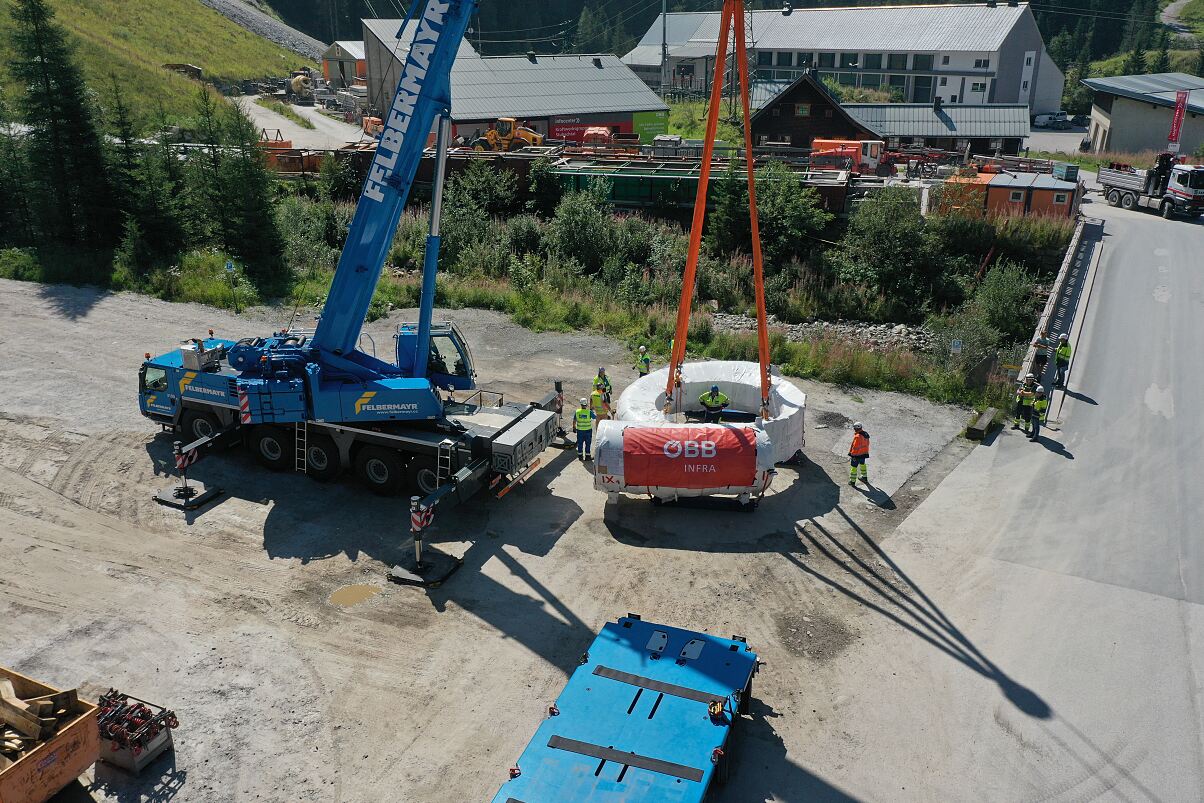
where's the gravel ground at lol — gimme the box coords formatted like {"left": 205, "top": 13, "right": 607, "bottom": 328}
{"left": 712, "top": 311, "right": 937, "bottom": 352}
{"left": 239, "top": 95, "right": 363, "bottom": 150}
{"left": 199, "top": 0, "right": 325, "bottom": 60}
{"left": 0, "top": 278, "right": 971, "bottom": 801}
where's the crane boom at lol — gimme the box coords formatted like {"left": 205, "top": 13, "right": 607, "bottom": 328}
{"left": 311, "top": 0, "right": 476, "bottom": 360}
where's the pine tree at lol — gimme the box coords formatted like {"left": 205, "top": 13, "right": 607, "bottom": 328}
{"left": 574, "top": 5, "right": 608, "bottom": 53}
{"left": 106, "top": 77, "right": 140, "bottom": 218}
{"left": 1151, "top": 29, "right": 1171, "bottom": 74}
{"left": 0, "top": 88, "right": 35, "bottom": 247}
{"left": 1122, "top": 46, "right": 1148, "bottom": 76}
{"left": 221, "top": 103, "right": 285, "bottom": 291}
{"left": 1196, "top": 43, "right": 1204, "bottom": 78}
{"left": 6, "top": 0, "right": 118, "bottom": 253}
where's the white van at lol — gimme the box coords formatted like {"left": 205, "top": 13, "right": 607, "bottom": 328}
{"left": 1034, "top": 110, "right": 1070, "bottom": 129}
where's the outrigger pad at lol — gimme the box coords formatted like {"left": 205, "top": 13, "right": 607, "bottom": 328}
{"left": 389, "top": 546, "right": 463, "bottom": 588}
{"left": 153, "top": 483, "right": 223, "bottom": 512}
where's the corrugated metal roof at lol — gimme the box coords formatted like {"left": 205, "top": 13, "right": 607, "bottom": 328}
{"left": 331, "top": 40, "right": 365, "bottom": 60}
{"left": 1082, "top": 72, "right": 1204, "bottom": 114}
{"left": 452, "top": 55, "right": 668, "bottom": 119}
{"left": 844, "top": 103, "right": 1031, "bottom": 137}
{"left": 629, "top": 3, "right": 1032, "bottom": 61}
{"left": 364, "top": 20, "right": 665, "bottom": 120}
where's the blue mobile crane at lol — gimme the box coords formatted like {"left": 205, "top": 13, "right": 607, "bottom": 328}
{"left": 137, "top": 0, "right": 558, "bottom": 508}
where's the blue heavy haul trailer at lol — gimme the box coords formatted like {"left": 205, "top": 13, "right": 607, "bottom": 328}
{"left": 137, "top": 0, "right": 559, "bottom": 503}
{"left": 492, "top": 616, "right": 759, "bottom": 801}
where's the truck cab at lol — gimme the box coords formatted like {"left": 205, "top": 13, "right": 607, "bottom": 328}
{"left": 139, "top": 337, "right": 240, "bottom": 438}
{"left": 395, "top": 321, "right": 476, "bottom": 391}
{"left": 1165, "top": 163, "right": 1204, "bottom": 216}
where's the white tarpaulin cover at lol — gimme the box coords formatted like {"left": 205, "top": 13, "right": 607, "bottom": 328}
{"left": 615, "top": 361, "right": 806, "bottom": 464}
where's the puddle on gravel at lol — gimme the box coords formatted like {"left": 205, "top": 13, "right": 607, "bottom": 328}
{"left": 328, "top": 584, "right": 382, "bottom": 607}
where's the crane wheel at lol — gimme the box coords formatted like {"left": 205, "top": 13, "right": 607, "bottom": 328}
{"left": 354, "top": 446, "right": 406, "bottom": 496}
{"left": 304, "top": 435, "right": 342, "bottom": 481}
{"left": 181, "top": 409, "right": 220, "bottom": 442}
{"left": 250, "top": 426, "right": 290, "bottom": 471}
{"left": 408, "top": 458, "right": 440, "bottom": 496}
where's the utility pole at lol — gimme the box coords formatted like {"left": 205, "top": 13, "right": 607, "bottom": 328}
{"left": 660, "top": 0, "right": 668, "bottom": 94}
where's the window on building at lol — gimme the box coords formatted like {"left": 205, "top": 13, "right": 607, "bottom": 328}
{"left": 861, "top": 73, "right": 882, "bottom": 88}
{"left": 973, "top": 58, "right": 990, "bottom": 69}
{"left": 776, "top": 51, "right": 793, "bottom": 66}
{"left": 840, "top": 52, "right": 859, "bottom": 68}
{"left": 913, "top": 137, "right": 925, "bottom": 146}
{"left": 862, "top": 53, "right": 882, "bottom": 70}
{"left": 955, "top": 138, "right": 970, "bottom": 151}
{"left": 1022, "top": 80, "right": 1029, "bottom": 90}
{"left": 838, "top": 72, "right": 857, "bottom": 86}
{"left": 888, "top": 74, "right": 907, "bottom": 99}
{"left": 941, "top": 55, "right": 950, "bottom": 65}
{"left": 825, "top": 109, "right": 834, "bottom": 118}
{"left": 912, "top": 75, "right": 933, "bottom": 103}
{"left": 913, "top": 54, "right": 934, "bottom": 71}
{"left": 887, "top": 53, "right": 908, "bottom": 70}
{"left": 775, "top": 70, "right": 794, "bottom": 80}
{"left": 971, "top": 81, "right": 987, "bottom": 93}
{"left": 757, "top": 51, "right": 773, "bottom": 67}
{"left": 1025, "top": 55, "right": 1033, "bottom": 66}
{"left": 771, "top": 107, "right": 781, "bottom": 117}
{"left": 939, "top": 76, "right": 947, "bottom": 86}
{"left": 887, "top": 136, "right": 900, "bottom": 148}
{"left": 795, "top": 103, "right": 811, "bottom": 116}
{"left": 989, "top": 138, "right": 1002, "bottom": 150}
{"left": 818, "top": 52, "right": 835, "bottom": 68}
{"left": 950, "top": 95, "right": 958, "bottom": 103}
{"left": 797, "top": 53, "right": 814, "bottom": 68}
{"left": 1054, "top": 193, "right": 1068, "bottom": 204}
{"left": 1009, "top": 190, "right": 1024, "bottom": 203}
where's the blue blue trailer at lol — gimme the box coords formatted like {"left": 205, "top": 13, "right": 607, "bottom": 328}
{"left": 492, "top": 615, "right": 758, "bottom": 802}
{"left": 137, "top": 0, "right": 561, "bottom": 509}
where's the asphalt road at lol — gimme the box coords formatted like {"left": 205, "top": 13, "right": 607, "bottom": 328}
{"left": 239, "top": 95, "right": 362, "bottom": 150}
{"left": 795, "top": 200, "right": 1204, "bottom": 799}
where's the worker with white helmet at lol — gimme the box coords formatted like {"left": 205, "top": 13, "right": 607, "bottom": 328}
{"left": 573, "top": 397, "right": 596, "bottom": 461}
{"left": 1014, "top": 372, "right": 1037, "bottom": 433}
{"left": 1053, "top": 332, "right": 1072, "bottom": 388}
{"left": 848, "top": 421, "right": 870, "bottom": 486}
{"left": 1031, "top": 385, "right": 1049, "bottom": 442}
{"left": 634, "top": 345, "right": 651, "bottom": 377}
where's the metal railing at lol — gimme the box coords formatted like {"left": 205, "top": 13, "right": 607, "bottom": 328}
{"left": 1017, "top": 217, "right": 1094, "bottom": 382}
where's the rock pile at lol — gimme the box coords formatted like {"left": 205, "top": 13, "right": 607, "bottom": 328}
{"left": 711, "top": 312, "right": 937, "bottom": 353}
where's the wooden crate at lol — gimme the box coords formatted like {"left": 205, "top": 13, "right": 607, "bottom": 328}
{"left": 0, "top": 667, "right": 99, "bottom": 803}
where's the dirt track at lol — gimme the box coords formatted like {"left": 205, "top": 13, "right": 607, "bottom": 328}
{"left": 0, "top": 278, "right": 970, "bottom": 801}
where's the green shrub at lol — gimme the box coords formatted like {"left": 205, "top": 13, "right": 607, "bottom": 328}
{"left": 545, "top": 182, "right": 613, "bottom": 275}
{"left": 0, "top": 248, "right": 42, "bottom": 281}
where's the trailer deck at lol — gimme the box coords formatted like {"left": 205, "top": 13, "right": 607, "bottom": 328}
{"left": 491, "top": 615, "right": 757, "bottom": 802}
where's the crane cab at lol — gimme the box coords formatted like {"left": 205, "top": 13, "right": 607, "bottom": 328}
{"left": 395, "top": 321, "right": 476, "bottom": 390}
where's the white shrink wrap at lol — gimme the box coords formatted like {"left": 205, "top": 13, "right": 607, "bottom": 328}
{"left": 614, "top": 361, "right": 806, "bottom": 465}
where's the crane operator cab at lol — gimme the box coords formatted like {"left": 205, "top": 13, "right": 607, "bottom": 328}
{"left": 395, "top": 321, "right": 477, "bottom": 391}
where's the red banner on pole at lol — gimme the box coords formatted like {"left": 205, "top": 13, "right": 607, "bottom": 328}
{"left": 1169, "top": 90, "right": 1189, "bottom": 144}
{"left": 622, "top": 426, "right": 757, "bottom": 489}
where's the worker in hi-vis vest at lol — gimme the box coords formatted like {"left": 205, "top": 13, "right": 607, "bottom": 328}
{"left": 1014, "top": 373, "right": 1036, "bottom": 432}
{"left": 1031, "top": 385, "right": 1049, "bottom": 442}
{"left": 699, "top": 385, "right": 729, "bottom": 423}
{"left": 1053, "top": 333, "right": 1072, "bottom": 389}
{"left": 574, "top": 398, "right": 596, "bottom": 461}
{"left": 634, "top": 346, "right": 651, "bottom": 377}
{"left": 589, "top": 387, "right": 610, "bottom": 421}
{"left": 593, "top": 367, "right": 613, "bottom": 404}
{"left": 848, "top": 422, "right": 870, "bottom": 486}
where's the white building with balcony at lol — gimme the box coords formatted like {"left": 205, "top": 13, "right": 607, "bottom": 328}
{"left": 623, "top": 2, "right": 1063, "bottom": 114}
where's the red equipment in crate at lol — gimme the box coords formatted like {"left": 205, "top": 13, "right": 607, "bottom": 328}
{"left": 97, "top": 689, "right": 179, "bottom": 757}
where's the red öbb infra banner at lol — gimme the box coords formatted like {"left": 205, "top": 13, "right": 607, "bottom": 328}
{"left": 1170, "top": 90, "right": 1189, "bottom": 143}
{"left": 623, "top": 426, "right": 756, "bottom": 489}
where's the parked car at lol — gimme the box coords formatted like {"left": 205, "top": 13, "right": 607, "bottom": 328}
{"left": 1034, "top": 110, "right": 1069, "bottom": 129}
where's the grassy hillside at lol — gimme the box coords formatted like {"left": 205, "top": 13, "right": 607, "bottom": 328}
{"left": 1090, "top": 49, "right": 1200, "bottom": 77}
{"left": 1181, "top": 0, "right": 1204, "bottom": 37}
{"left": 0, "top": 0, "right": 314, "bottom": 128}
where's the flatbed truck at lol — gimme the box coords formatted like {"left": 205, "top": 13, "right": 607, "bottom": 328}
{"left": 1098, "top": 153, "right": 1204, "bottom": 218}
{"left": 491, "top": 615, "right": 759, "bottom": 801}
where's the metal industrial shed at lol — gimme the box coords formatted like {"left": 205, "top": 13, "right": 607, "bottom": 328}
{"left": 844, "top": 103, "right": 1031, "bottom": 154}
{"left": 362, "top": 19, "right": 668, "bottom": 143}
